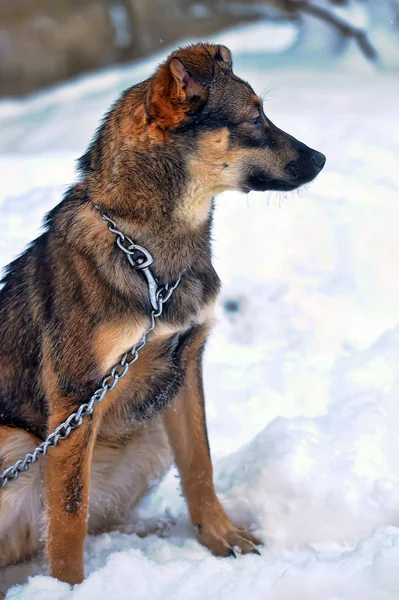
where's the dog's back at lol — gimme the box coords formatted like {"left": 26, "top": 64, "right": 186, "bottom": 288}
{"left": 0, "top": 232, "right": 51, "bottom": 437}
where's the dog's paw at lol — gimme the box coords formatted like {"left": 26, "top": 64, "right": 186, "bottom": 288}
{"left": 197, "top": 520, "right": 262, "bottom": 557}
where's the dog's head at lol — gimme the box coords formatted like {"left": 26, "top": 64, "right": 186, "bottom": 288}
{"left": 83, "top": 43, "right": 325, "bottom": 222}
{"left": 142, "top": 43, "right": 325, "bottom": 196}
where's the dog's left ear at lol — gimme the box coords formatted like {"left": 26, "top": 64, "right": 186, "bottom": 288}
{"left": 169, "top": 56, "right": 213, "bottom": 105}
{"left": 147, "top": 44, "right": 219, "bottom": 132}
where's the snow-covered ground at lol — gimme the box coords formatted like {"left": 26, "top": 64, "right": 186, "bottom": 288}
{"left": 1, "top": 22, "right": 399, "bottom": 600}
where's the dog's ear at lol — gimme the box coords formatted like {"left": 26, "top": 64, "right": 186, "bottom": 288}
{"left": 147, "top": 44, "right": 216, "bottom": 132}
{"left": 210, "top": 44, "right": 233, "bottom": 72}
{"left": 169, "top": 55, "right": 213, "bottom": 103}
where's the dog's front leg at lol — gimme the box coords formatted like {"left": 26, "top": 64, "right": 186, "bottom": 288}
{"left": 44, "top": 404, "right": 99, "bottom": 585}
{"left": 163, "top": 326, "right": 262, "bottom": 557}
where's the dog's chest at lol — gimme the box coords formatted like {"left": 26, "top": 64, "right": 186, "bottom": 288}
{"left": 96, "top": 302, "right": 214, "bottom": 442}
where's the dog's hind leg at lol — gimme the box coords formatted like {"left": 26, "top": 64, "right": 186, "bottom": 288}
{"left": 89, "top": 415, "right": 173, "bottom": 535}
{"left": 0, "top": 426, "right": 43, "bottom": 569}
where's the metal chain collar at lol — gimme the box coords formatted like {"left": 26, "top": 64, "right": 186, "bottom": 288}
{"left": 0, "top": 210, "right": 181, "bottom": 489}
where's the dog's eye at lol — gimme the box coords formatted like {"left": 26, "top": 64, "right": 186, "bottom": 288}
{"left": 248, "top": 115, "right": 261, "bottom": 126}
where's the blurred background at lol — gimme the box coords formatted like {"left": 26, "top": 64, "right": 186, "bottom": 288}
{"left": 1, "top": 0, "right": 398, "bottom": 97}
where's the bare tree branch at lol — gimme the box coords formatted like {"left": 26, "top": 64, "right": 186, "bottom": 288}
{"left": 293, "top": 0, "right": 378, "bottom": 60}
{"left": 192, "top": 0, "right": 378, "bottom": 62}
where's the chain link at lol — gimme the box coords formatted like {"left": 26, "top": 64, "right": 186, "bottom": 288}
{"left": 99, "top": 210, "right": 164, "bottom": 311}
{"left": 0, "top": 211, "right": 181, "bottom": 489}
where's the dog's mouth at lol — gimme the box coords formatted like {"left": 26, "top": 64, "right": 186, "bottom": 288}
{"left": 241, "top": 179, "right": 299, "bottom": 194}
{"left": 241, "top": 152, "right": 326, "bottom": 194}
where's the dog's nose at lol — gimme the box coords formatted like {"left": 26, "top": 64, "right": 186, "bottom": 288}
{"left": 311, "top": 151, "right": 326, "bottom": 170}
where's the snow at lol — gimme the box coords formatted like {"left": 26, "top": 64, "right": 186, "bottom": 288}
{"left": 1, "top": 21, "right": 399, "bottom": 600}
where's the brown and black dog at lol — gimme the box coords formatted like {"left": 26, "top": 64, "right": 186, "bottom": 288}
{"left": 0, "top": 43, "right": 325, "bottom": 585}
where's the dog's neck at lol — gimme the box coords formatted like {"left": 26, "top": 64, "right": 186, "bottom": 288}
{"left": 85, "top": 148, "right": 218, "bottom": 230}
{"left": 54, "top": 182, "right": 215, "bottom": 287}
{"left": 82, "top": 158, "right": 218, "bottom": 282}
{"left": 100, "top": 199, "right": 215, "bottom": 283}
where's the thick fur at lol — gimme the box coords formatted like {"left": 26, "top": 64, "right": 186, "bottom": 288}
{"left": 0, "top": 43, "right": 325, "bottom": 586}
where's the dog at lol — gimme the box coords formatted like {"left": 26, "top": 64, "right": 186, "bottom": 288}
{"left": 0, "top": 43, "right": 325, "bottom": 586}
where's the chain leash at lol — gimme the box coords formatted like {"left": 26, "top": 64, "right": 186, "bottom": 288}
{"left": 0, "top": 210, "right": 181, "bottom": 489}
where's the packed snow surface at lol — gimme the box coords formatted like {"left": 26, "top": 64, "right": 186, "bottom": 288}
{"left": 1, "top": 23, "right": 399, "bottom": 600}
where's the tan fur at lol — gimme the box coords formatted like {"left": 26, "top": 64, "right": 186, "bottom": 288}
{"left": 176, "top": 129, "right": 235, "bottom": 226}
{"left": 44, "top": 409, "right": 99, "bottom": 584}
{"left": 163, "top": 328, "right": 262, "bottom": 556}
{"left": 93, "top": 319, "right": 146, "bottom": 374}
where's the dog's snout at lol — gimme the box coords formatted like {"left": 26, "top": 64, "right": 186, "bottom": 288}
{"left": 280, "top": 144, "right": 326, "bottom": 190}
{"left": 311, "top": 150, "right": 326, "bottom": 171}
